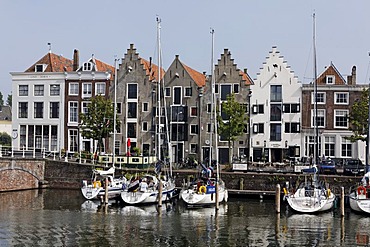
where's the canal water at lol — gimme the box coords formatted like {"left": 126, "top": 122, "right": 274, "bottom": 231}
{"left": 0, "top": 189, "right": 369, "bottom": 246}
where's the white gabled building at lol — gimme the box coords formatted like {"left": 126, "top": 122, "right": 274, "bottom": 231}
{"left": 250, "top": 46, "right": 301, "bottom": 163}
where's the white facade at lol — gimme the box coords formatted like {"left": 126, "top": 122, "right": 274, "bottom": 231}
{"left": 10, "top": 72, "right": 66, "bottom": 152}
{"left": 250, "top": 46, "right": 301, "bottom": 163}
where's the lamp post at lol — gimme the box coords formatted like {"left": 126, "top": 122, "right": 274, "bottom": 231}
{"left": 176, "top": 111, "right": 183, "bottom": 164}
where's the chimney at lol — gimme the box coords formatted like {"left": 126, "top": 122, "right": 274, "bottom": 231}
{"left": 244, "top": 68, "right": 248, "bottom": 74}
{"left": 73, "top": 49, "right": 79, "bottom": 71}
{"left": 351, "top": 65, "right": 356, "bottom": 85}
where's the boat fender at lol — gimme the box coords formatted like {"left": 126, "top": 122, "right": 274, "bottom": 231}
{"left": 327, "top": 189, "right": 331, "bottom": 197}
{"left": 358, "top": 186, "right": 366, "bottom": 196}
{"left": 93, "top": 181, "right": 101, "bottom": 188}
{"left": 283, "top": 187, "right": 288, "bottom": 195}
{"left": 199, "top": 185, "right": 207, "bottom": 194}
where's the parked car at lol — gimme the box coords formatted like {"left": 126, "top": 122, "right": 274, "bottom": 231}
{"left": 318, "top": 159, "right": 337, "bottom": 174}
{"left": 343, "top": 159, "right": 365, "bottom": 176}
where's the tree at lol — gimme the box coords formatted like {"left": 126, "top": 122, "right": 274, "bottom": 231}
{"left": 0, "top": 132, "right": 11, "bottom": 146}
{"left": 6, "top": 94, "right": 12, "bottom": 107}
{"left": 79, "top": 95, "right": 120, "bottom": 154}
{"left": 348, "top": 88, "right": 368, "bottom": 143}
{"left": 0, "top": 92, "right": 3, "bottom": 106}
{"left": 217, "top": 93, "right": 248, "bottom": 165}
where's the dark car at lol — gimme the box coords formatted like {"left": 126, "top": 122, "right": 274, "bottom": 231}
{"left": 343, "top": 159, "right": 365, "bottom": 176}
{"left": 318, "top": 159, "right": 337, "bottom": 174}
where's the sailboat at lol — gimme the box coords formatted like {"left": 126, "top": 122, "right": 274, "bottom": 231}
{"left": 284, "top": 13, "right": 335, "bottom": 213}
{"left": 180, "top": 29, "right": 228, "bottom": 207}
{"left": 120, "top": 17, "right": 176, "bottom": 205}
{"left": 348, "top": 172, "right": 370, "bottom": 214}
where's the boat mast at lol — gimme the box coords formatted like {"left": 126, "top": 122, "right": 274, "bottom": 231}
{"left": 156, "top": 16, "right": 162, "bottom": 162}
{"left": 113, "top": 57, "right": 118, "bottom": 167}
{"left": 209, "top": 28, "right": 215, "bottom": 168}
{"left": 313, "top": 12, "right": 319, "bottom": 168}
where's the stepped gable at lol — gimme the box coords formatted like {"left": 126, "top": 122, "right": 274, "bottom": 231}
{"left": 215, "top": 48, "right": 253, "bottom": 85}
{"left": 25, "top": 52, "right": 73, "bottom": 72}
{"left": 256, "top": 46, "right": 298, "bottom": 81}
{"left": 315, "top": 62, "right": 346, "bottom": 85}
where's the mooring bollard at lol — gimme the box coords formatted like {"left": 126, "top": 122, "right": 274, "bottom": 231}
{"left": 341, "top": 187, "right": 345, "bottom": 217}
{"left": 275, "top": 184, "right": 281, "bottom": 213}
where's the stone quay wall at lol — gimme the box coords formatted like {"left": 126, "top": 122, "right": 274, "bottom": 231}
{"left": 0, "top": 158, "right": 360, "bottom": 195}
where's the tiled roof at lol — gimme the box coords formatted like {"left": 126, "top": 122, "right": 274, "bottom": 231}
{"left": 316, "top": 62, "right": 346, "bottom": 85}
{"left": 25, "top": 53, "right": 73, "bottom": 72}
{"left": 140, "top": 57, "right": 165, "bottom": 82}
{"left": 239, "top": 70, "right": 253, "bottom": 85}
{"left": 0, "top": 105, "right": 12, "bottom": 121}
{"left": 182, "top": 63, "right": 206, "bottom": 87}
{"left": 94, "top": 58, "right": 115, "bottom": 74}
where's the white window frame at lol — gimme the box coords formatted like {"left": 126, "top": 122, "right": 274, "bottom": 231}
{"left": 69, "top": 101, "right": 79, "bottom": 123}
{"left": 142, "top": 102, "right": 149, "bottom": 112}
{"left": 95, "top": 83, "right": 106, "bottom": 95}
{"left": 83, "top": 62, "right": 92, "bottom": 71}
{"left": 82, "top": 101, "right": 90, "bottom": 114}
{"left": 311, "top": 109, "right": 326, "bottom": 128}
{"left": 190, "top": 143, "right": 197, "bottom": 154}
{"left": 184, "top": 87, "right": 192, "bottom": 97}
{"left": 190, "top": 106, "right": 197, "bottom": 117}
{"left": 69, "top": 83, "right": 79, "bottom": 95}
{"left": 312, "top": 92, "right": 326, "bottom": 104}
{"left": 326, "top": 75, "right": 335, "bottom": 84}
{"left": 334, "top": 92, "right": 349, "bottom": 105}
{"left": 165, "top": 87, "right": 171, "bottom": 97}
{"left": 82, "top": 83, "right": 92, "bottom": 98}
{"left": 334, "top": 109, "right": 348, "bottom": 128}
{"left": 35, "top": 64, "right": 46, "bottom": 72}
{"left": 142, "top": 121, "right": 148, "bottom": 132}
{"left": 190, "top": 124, "right": 198, "bottom": 135}
{"left": 19, "top": 85, "right": 29, "bottom": 96}
{"left": 34, "top": 85, "right": 44, "bottom": 96}
{"left": 50, "top": 84, "right": 60, "bottom": 96}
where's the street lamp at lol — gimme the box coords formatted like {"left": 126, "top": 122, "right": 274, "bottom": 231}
{"left": 176, "top": 111, "right": 183, "bottom": 164}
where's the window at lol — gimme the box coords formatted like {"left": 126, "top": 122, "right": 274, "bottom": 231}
{"left": 142, "top": 102, "right": 149, "bottom": 112}
{"left": 271, "top": 85, "right": 282, "bottom": 102}
{"left": 19, "top": 102, "right": 28, "bottom": 118}
{"left": 220, "top": 85, "right": 232, "bottom": 101}
{"left": 83, "top": 62, "right": 92, "bottom": 71}
{"left": 324, "top": 136, "right": 335, "bottom": 157}
{"left": 69, "top": 129, "right": 78, "bottom": 152}
{"left": 82, "top": 83, "right": 92, "bottom": 98}
{"left": 326, "top": 75, "right": 335, "bottom": 84}
{"left": 207, "top": 104, "right": 212, "bottom": 113}
{"left": 34, "top": 85, "right": 44, "bottom": 96}
{"left": 142, "top": 121, "right": 148, "bottom": 132}
{"left": 285, "top": 122, "right": 300, "bottom": 133}
{"left": 233, "top": 84, "right": 239, "bottom": 94}
{"left": 312, "top": 109, "right": 325, "bottom": 127}
{"left": 185, "top": 87, "right": 192, "bottom": 97}
{"left": 270, "top": 104, "right": 282, "bottom": 121}
{"left": 173, "top": 87, "right": 181, "bottom": 105}
{"left": 190, "top": 107, "right": 197, "bottom": 117}
{"left": 190, "top": 144, "right": 198, "bottom": 154}
{"left": 312, "top": 92, "right": 325, "bottom": 104}
{"left": 335, "top": 93, "right": 348, "bottom": 105}
{"left": 96, "top": 83, "right": 105, "bottom": 95}
{"left": 283, "top": 103, "right": 300, "bottom": 113}
{"left": 35, "top": 64, "right": 46, "bottom": 72}
{"left": 207, "top": 123, "right": 211, "bottom": 132}
{"left": 252, "top": 104, "right": 264, "bottom": 114}
{"left": 253, "top": 123, "right": 264, "bottom": 133}
{"left": 50, "top": 102, "right": 59, "bottom": 118}
{"left": 19, "top": 85, "right": 28, "bottom": 96}
{"left": 127, "top": 84, "right": 138, "bottom": 99}
{"left": 341, "top": 137, "right": 352, "bottom": 157}
{"left": 270, "top": 124, "right": 281, "bottom": 141}
{"left": 190, "top": 125, "right": 199, "bottom": 135}
{"left": 82, "top": 102, "right": 90, "bottom": 114}
{"left": 34, "top": 102, "right": 44, "bottom": 118}
{"left": 69, "top": 101, "right": 78, "bottom": 123}
{"left": 165, "top": 87, "right": 171, "bottom": 97}
{"left": 127, "top": 102, "right": 137, "bottom": 118}
{"left": 334, "top": 110, "right": 348, "bottom": 128}
{"left": 69, "top": 83, "right": 79, "bottom": 95}
{"left": 50, "top": 85, "right": 60, "bottom": 96}
{"left": 127, "top": 123, "right": 137, "bottom": 138}
{"left": 51, "top": 125, "right": 58, "bottom": 151}
{"left": 116, "top": 102, "right": 122, "bottom": 114}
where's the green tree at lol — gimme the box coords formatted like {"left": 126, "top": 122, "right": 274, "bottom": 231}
{"left": 0, "top": 132, "right": 11, "bottom": 146}
{"left": 217, "top": 93, "right": 248, "bottom": 165}
{"left": 79, "top": 95, "right": 120, "bottom": 154}
{"left": 348, "top": 88, "right": 368, "bottom": 142}
{"left": 6, "top": 94, "right": 12, "bottom": 107}
{"left": 0, "top": 92, "right": 3, "bottom": 106}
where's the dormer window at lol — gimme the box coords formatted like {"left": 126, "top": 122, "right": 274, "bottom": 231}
{"left": 326, "top": 75, "right": 335, "bottom": 84}
{"left": 35, "top": 64, "right": 46, "bottom": 72}
{"left": 83, "top": 62, "right": 92, "bottom": 71}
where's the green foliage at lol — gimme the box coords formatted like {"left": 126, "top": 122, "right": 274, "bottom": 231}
{"left": 348, "top": 88, "right": 368, "bottom": 142}
{"left": 0, "top": 92, "right": 3, "bottom": 106}
{"left": 0, "top": 132, "right": 11, "bottom": 146}
{"left": 79, "top": 95, "right": 120, "bottom": 153}
{"left": 217, "top": 93, "right": 248, "bottom": 164}
{"left": 6, "top": 94, "right": 12, "bottom": 107}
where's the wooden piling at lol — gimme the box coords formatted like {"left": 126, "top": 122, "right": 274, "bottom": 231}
{"left": 104, "top": 177, "right": 109, "bottom": 205}
{"left": 158, "top": 179, "right": 163, "bottom": 207}
{"left": 239, "top": 178, "right": 244, "bottom": 190}
{"left": 275, "top": 184, "right": 281, "bottom": 214}
{"left": 341, "top": 187, "right": 345, "bottom": 217}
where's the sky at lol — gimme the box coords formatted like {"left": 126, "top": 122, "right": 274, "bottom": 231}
{"left": 1, "top": 0, "right": 370, "bottom": 98}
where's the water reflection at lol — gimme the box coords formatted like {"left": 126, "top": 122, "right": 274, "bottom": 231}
{"left": 0, "top": 189, "right": 369, "bottom": 246}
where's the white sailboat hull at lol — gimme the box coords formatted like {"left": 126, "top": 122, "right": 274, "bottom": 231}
{"left": 181, "top": 183, "right": 228, "bottom": 206}
{"left": 121, "top": 181, "right": 176, "bottom": 205}
{"left": 81, "top": 186, "right": 123, "bottom": 200}
{"left": 286, "top": 187, "right": 335, "bottom": 213}
{"left": 349, "top": 191, "right": 370, "bottom": 214}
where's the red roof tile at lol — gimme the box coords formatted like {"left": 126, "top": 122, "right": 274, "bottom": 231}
{"left": 25, "top": 53, "right": 73, "bottom": 72}
{"left": 182, "top": 63, "right": 206, "bottom": 87}
{"left": 140, "top": 57, "right": 165, "bottom": 82}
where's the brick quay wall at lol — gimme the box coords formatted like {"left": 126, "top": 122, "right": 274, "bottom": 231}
{"left": 0, "top": 158, "right": 360, "bottom": 195}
